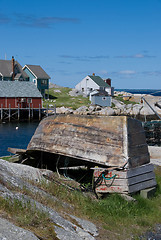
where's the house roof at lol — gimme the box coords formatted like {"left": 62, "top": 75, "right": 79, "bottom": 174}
{"left": 0, "top": 60, "right": 29, "bottom": 79}
{"left": 23, "top": 65, "right": 50, "bottom": 79}
{"left": 91, "top": 89, "right": 109, "bottom": 96}
{"left": 88, "top": 75, "right": 110, "bottom": 88}
{"left": 0, "top": 81, "right": 42, "bottom": 98}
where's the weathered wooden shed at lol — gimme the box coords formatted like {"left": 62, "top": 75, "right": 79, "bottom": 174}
{"left": 0, "top": 81, "right": 42, "bottom": 109}
{"left": 27, "top": 115, "right": 156, "bottom": 194}
{"left": 90, "top": 89, "right": 111, "bottom": 107}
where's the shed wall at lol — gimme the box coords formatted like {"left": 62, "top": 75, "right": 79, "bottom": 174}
{"left": 0, "top": 97, "right": 42, "bottom": 108}
{"left": 91, "top": 95, "right": 111, "bottom": 107}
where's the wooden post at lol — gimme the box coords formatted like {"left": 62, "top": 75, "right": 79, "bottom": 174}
{"left": 39, "top": 104, "right": 41, "bottom": 120}
{"left": 9, "top": 104, "right": 11, "bottom": 122}
{"left": 32, "top": 104, "right": 33, "bottom": 119}
{"left": 1, "top": 104, "right": 3, "bottom": 120}
{"left": 18, "top": 104, "right": 20, "bottom": 121}
{"left": 29, "top": 103, "right": 30, "bottom": 121}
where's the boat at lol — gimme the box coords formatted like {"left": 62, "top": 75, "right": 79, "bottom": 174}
{"left": 27, "top": 114, "right": 156, "bottom": 194}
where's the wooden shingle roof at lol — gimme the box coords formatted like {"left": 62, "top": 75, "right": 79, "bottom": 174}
{"left": 23, "top": 65, "right": 50, "bottom": 79}
{"left": 0, "top": 60, "right": 29, "bottom": 79}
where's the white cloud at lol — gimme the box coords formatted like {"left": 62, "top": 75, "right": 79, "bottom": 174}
{"left": 99, "top": 70, "right": 108, "bottom": 75}
{"left": 119, "top": 70, "right": 136, "bottom": 75}
{"left": 134, "top": 54, "right": 144, "bottom": 58}
{"left": 115, "top": 54, "right": 155, "bottom": 58}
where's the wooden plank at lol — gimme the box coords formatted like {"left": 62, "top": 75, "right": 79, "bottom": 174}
{"left": 96, "top": 185, "right": 128, "bottom": 193}
{"left": 129, "top": 179, "right": 157, "bottom": 193}
{"left": 128, "top": 132, "right": 147, "bottom": 146}
{"left": 94, "top": 179, "right": 128, "bottom": 186}
{"left": 128, "top": 171, "right": 155, "bottom": 186}
{"left": 94, "top": 169, "right": 127, "bottom": 178}
{"left": 127, "top": 163, "right": 154, "bottom": 178}
{"left": 128, "top": 144, "right": 149, "bottom": 157}
{"left": 127, "top": 118, "right": 143, "bottom": 134}
{"left": 7, "top": 147, "right": 26, "bottom": 154}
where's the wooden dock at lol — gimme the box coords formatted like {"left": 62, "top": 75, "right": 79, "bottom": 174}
{"left": 0, "top": 104, "right": 56, "bottom": 122}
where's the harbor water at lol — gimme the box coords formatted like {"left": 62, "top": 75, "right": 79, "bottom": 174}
{"left": 0, "top": 121, "right": 39, "bottom": 156}
{"left": 116, "top": 89, "right": 161, "bottom": 96}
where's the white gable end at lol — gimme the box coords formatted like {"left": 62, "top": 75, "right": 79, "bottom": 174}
{"left": 75, "top": 75, "right": 99, "bottom": 96}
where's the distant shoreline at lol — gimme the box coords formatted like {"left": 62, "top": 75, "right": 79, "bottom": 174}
{"left": 116, "top": 89, "right": 161, "bottom": 96}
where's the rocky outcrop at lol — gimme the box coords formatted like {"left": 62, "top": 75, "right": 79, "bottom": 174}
{"left": 0, "top": 159, "right": 99, "bottom": 240}
{"left": 56, "top": 106, "right": 74, "bottom": 114}
{"left": 0, "top": 217, "right": 39, "bottom": 240}
{"left": 55, "top": 93, "right": 161, "bottom": 120}
{"left": 69, "top": 89, "right": 86, "bottom": 97}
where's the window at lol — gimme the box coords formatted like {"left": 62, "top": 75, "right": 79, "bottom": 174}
{"left": 102, "top": 97, "right": 107, "bottom": 101}
{"left": 27, "top": 98, "right": 32, "bottom": 103}
{"left": 33, "top": 79, "right": 36, "bottom": 85}
{"left": 82, "top": 88, "right": 84, "bottom": 92}
{"left": 21, "top": 98, "right": 26, "bottom": 102}
{"left": 41, "top": 79, "right": 47, "bottom": 85}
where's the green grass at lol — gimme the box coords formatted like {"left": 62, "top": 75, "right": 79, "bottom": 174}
{"left": 43, "top": 87, "right": 137, "bottom": 110}
{"left": 43, "top": 87, "right": 90, "bottom": 110}
{"left": 0, "top": 156, "right": 12, "bottom": 161}
{"left": 0, "top": 197, "right": 58, "bottom": 239}
{"left": 114, "top": 96, "right": 137, "bottom": 105}
{"left": 0, "top": 155, "right": 19, "bottom": 162}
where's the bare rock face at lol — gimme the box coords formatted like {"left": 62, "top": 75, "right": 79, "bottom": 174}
{"left": 112, "top": 98, "right": 125, "bottom": 109}
{"left": 0, "top": 159, "right": 99, "bottom": 240}
{"left": 0, "top": 217, "right": 39, "bottom": 240}
{"left": 74, "top": 106, "right": 89, "bottom": 115}
{"left": 56, "top": 106, "right": 73, "bottom": 114}
{"left": 0, "top": 159, "right": 50, "bottom": 182}
{"left": 69, "top": 89, "right": 86, "bottom": 97}
{"left": 140, "top": 105, "right": 155, "bottom": 116}
{"left": 131, "top": 104, "right": 143, "bottom": 116}
{"left": 98, "top": 107, "right": 115, "bottom": 116}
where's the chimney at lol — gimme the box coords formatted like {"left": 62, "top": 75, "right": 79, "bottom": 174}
{"left": 12, "top": 56, "right": 15, "bottom": 81}
{"left": 105, "top": 78, "right": 111, "bottom": 86}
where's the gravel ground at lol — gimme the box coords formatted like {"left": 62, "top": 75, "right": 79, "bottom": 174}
{"left": 139, "top": 224, "right": 161, "bottom": 240}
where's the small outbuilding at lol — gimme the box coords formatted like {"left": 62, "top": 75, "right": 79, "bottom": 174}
{"left": 0, "top": 81, "right": 42, "bottom": 108}
{"left": 90, "top": 89, "right": 111, "bottom": 107}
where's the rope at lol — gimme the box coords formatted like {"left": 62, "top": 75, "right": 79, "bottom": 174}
{"left": 102, "top": 173, "right": 116, "bottom": 180}
{"left": 63, "top": 157, "right": 74, "bottom": 181}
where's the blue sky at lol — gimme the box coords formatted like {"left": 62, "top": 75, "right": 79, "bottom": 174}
{"left": 0, "top": 0, "right": 161, "bottom": 89}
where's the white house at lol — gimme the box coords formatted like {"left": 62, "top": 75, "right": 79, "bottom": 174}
{"left": 75, "top": 74, "right": 113, "bottom": 96}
